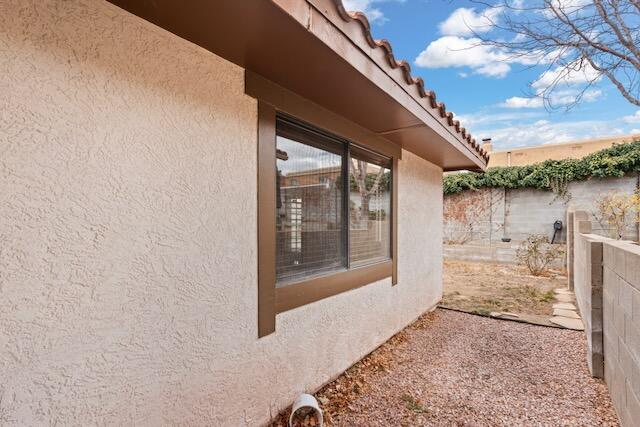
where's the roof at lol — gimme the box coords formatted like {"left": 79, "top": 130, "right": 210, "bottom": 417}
{"left": 486, "top": 133, "right": 640, "bottom": 167}
{"left": 107, "top": 0, "right": 488, "bottom": 171}
{"left": 332, "top": 1, "right": 488, "bottom": 163}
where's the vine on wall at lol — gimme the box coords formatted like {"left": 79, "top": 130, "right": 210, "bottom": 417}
{"left": 444, "top": 140, "right": 640, "bottom": 196}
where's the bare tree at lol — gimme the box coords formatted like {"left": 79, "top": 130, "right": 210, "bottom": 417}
{"left": 350, "top": 159, "right": 386, "bottom": 224}
{"left": 471, "top": 0, "right": 639, "bottom": 108}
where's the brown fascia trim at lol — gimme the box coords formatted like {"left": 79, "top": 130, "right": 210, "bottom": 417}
{"left": 312, "top": 0, "right": 489, "bottom": 164}
{"left": 253, "top": 82, "right": 398, "bottom": 337}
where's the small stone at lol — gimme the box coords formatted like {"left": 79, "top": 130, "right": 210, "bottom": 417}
{"left": 549, "top": 317, "right": 584, "bottom": 330}
{"left": 552, "top": 309, "right": 580, "bottom": 319}
{"left": 552, "top": 302, "right": 576, "bottom": 310}
{"left": 554, "top": 288, "right": 573, "bottom": 295}
{"left": 500, "top": 312, "right": 520, "bottom": 318}
{"left": 555, "top": 294, "right": 574, "bottom": 303}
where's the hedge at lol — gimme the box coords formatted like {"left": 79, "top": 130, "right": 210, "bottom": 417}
{"left": 443, "top": 139, "right": 640, "bottom": 196}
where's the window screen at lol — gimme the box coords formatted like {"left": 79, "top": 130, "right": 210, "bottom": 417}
{"left": 276, "top": 119, "right": 346, "bottom": 285}
{"left": 275, "top": 115, "right": 392, "bottom": 285}
{"left": 349, "top": 147, "right": 392, "bottom": 266}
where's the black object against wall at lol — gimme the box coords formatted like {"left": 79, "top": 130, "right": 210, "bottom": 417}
{"left": 551, "top": 220, "right": 563, "bottom": 244}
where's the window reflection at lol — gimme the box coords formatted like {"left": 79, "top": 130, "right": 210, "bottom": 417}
{"left": 349, "top": 152, "right": 391, "bottom": 266}
{"left": 276, "top": 134, "right": 345, "bottom": 285}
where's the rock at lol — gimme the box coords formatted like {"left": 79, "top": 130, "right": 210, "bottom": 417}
{"left": 552, "top": 302, "right": 576, "bottom": 310}
{"left": 555, "top": 294, "right": 574, "bottom": 303}
{"left": 549, "top": 317, "right": 584, "bottom": 330}
{"left": 554, "top": 288, "right": 573, "bottom": 295}
{"left": 552, "top": 309, "right": 580, "bottom": 319}
{"left": 500, "top": 312, "right": 520, "bottom": 318}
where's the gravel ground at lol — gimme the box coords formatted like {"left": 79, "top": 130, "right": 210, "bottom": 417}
{"left": 274, "top": 309, "right": 619, "bottom": 426}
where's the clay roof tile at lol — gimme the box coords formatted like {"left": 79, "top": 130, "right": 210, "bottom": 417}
{"left": 333, "top": 0, "right": 484, "bottom": 164}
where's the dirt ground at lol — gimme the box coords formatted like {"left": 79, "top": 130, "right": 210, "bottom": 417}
{"left": 442, "top": 259, "right": 566, "bottom": 317}
{"left": 270, "top": 309, "right": 618, "bottom": 426}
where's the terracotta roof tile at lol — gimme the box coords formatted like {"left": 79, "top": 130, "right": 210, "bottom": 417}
{"left": 332, "top": 1, "right": 489, "bottom": 162}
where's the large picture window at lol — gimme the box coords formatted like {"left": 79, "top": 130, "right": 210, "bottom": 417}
{"left": 276, "top": 115, "right": 391, "bottom": 286}
{"left": 251, "top": 83, "right": 400, "bottom": 337}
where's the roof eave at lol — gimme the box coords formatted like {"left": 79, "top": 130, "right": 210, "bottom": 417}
{"left": 106, "top": 0, "right": 487, "bottom": 171}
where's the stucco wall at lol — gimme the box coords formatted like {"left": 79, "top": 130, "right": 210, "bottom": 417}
{"left": 0, "top": 1, "right": 443, "bottom": 425}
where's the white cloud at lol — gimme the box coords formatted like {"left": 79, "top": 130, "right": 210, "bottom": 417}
{"left": 476, "top": 119, "right": 619, "bottom": 149}
{"left": 414, "top": 34, "right": 547, "bottom": 78}
{"left": 415, "top": 6, "right": 551, "bottom": 79}
{"left": 503, "top": 63, "right": 604, "bottom": 107}
{"left": 580, "top": 89, "right": 602, "bottom": 102}
{"left": 532, "top": 63, "right": 601, "bottom": 93}
{"left": 550, "top": 88, "right": 602, "bottom": 105}
{"left": 501, "top": 97, "right": 544, "bottom": 109}
{"left": 341, "top": 0, "right": 406, "bottom": 24}
{"left": 342, "top": 0, "right": 385, "bottom": 22}
{"left": 438, "top": 7, "right": 503, "bottom": 36}
{"left": 500, "top": 88, "right": 602, "bottom": 109}
{"left": 543, "top": 0, "right": 591, "bottom": 17}
{"left": 476, "top": 62, "right": 511, "bottom": 78}
{"left": 623, "top": 111, "right": 640, "bottom": 123}
{"left": 455, "top": 111, "right": 545, "bottom": 128}
{"left": 415, "top": 36, "right": 517, "bottom": 78}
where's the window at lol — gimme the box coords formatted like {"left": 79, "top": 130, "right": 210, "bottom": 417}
{"left": 275, "top": 115, "right": 391, "bottom": 286}
{"left": 251, "top": 86, "right": 399, "bottom": 338}
{"left": 276, "top": 118, "right": 346, "bottom": 284}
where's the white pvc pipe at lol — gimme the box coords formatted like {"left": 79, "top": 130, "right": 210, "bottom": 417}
{"left": 288, "top": 394, "right": 324, "bottom": 427}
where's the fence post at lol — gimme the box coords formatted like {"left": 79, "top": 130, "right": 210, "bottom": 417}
{"left": 567, "top": 209, "right": 574, "bottom": 290}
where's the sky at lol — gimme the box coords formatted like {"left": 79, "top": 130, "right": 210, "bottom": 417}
{"left": 341, "top": 0, "right": 640, "bottom": 151}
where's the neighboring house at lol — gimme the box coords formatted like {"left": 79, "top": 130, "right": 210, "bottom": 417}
{"left": 1, "top": 1, "right": 487, "bottom": 425}
{"left": 484, "top": 134, "right": 640, "bottom": 167}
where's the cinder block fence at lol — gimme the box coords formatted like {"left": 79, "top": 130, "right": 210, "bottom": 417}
{"left": 569, "top": 209, "right": 640, "bottom": 426}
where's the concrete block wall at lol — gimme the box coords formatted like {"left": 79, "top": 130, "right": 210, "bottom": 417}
{"left": 504, "top": 187, "right": 568, "bottom": 242}
{"left": 572, "top": 214, "right": 605, "bottom": 378}
{"left": 444, "top": 175, "right": 639, "bottom": 245}
{"left": 444, "top": 241, "right": 565, "bottom": 269}
{"left": 602, "top": 240, "right": 640, "bottom": 426}
{"left": 571, "top": 209, "right": 640, "bottom": 425}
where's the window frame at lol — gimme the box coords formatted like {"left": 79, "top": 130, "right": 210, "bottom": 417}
{"left": 249, "top": 72, "right": 399, "bottom": 338}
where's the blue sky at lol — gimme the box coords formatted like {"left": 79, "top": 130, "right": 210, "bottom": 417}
{"left": 342, "top": 0, "right": 640, "bottom": 150}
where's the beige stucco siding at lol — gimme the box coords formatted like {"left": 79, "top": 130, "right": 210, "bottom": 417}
{"left": 0, "top": 1, "right": 443, "bottom": 425}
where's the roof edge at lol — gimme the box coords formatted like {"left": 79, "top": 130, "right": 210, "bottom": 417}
{"left": 330, "top": 0, "right": 489, "bottom": 164}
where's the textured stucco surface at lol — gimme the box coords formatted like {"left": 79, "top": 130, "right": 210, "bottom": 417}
{"left": 0, "top": 1, "right": 443, "bottom": 425}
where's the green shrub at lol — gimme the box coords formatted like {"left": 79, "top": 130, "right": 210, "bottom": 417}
{"left": 443, "top": 140, "right": 640, "bottom": 196}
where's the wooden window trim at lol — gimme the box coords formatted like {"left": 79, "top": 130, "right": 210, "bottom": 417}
{"left": 276, "top": 261, "right": 392, "bottom": 313}
{"left": 257, "top": 102, "right": 277, "bottom": 337}
{"left": 251, "top": 72, "right": 399, "bottom": 338}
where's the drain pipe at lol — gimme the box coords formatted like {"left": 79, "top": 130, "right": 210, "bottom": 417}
{"left": 289, "top": 394, "right": 323, "bottom": 427}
